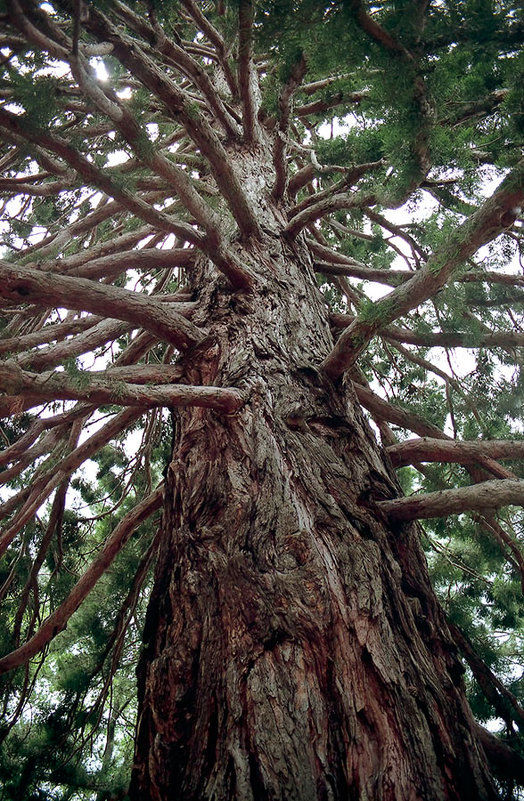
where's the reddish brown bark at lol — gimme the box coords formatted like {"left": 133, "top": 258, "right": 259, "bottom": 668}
{"left": 129, "top": 242, "right": 497, "bottom": 801}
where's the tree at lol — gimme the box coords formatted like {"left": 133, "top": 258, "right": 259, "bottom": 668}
{"left": 0, "top": 0, "right": 523, "bottom": 798}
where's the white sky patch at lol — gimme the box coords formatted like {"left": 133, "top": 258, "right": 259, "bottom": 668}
{"left": 117, "top": 87, "right": 133, "bottom": 100}
{"left": 91, "top": 58, "right": 109, "bottom": 83}
{"left": 106, "top": 150, "right": 130, "bottom": 167}
{"left": 147, "top": 123, "right": 160, "bottom": 142}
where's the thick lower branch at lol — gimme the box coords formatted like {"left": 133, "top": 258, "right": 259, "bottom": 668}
{"left": 321, "top": 160, "right": 524, "bottom": 377}
{"left": 387, "top": 437, "right": 524, "bottom": 468}
{"left": 475, "top": 724, "right": 524, "bottom": 785}
{"left": 0, "top": 262, "right": 203, "bottom": 350}
{"left": 378, "top": 478, "right": 524, "bottom": 521}
{"left": 0, "top": 361, "right": 245, "bottom": 414}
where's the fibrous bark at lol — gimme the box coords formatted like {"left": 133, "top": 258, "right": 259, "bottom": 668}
{"left": 129, "top": 235, "right": 497, "bottom": 801}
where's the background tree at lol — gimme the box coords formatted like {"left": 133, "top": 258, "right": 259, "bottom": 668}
{"left": 0, "top": 0, "right": 523, "bottom": 798}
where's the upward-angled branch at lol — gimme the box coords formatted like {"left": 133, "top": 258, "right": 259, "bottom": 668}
{"left": 0, "top": 315, "right": 104, "bottom": 355}
{"left": 449, "top": 621, "right": 524, "bottom": 732}
{"left": 322, "top": 161, "right": 524, "bottom": 378}
{"left": 272, "top": 56, "right": 307, "bottom": 199}
{"left": 64, "top": 247, "right": 196, "bottom": 281}
{"left": 0, "top": 484, "right": 165, "bottom": 676}
{"left": 0, "top": 407, "right": 143, "bottom": 555}
{"left": 238, "top": 0, "right": 260, "bottom": 145}
{"left": 180, "top": 0, "right": 238, "bottom": 98}
{"left": 67, "top": 52, "right": 223, "bottom": 239}
{"left": 85, "top": 7, "right": 262, "bottom": 241}
{"left": 0, "top": 107, "right": 201, "bottom": 246}
{"left": 285, "top": 190, "right": 377, "bottom": 237}
{"left": 346, "top": 0, "right": 409, "bottom": 56}
{"left": 111, "top": 1, "right": 240, "bottom": 138}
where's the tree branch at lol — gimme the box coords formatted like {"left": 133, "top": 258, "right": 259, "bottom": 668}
{"left": 285, "top": 190, "right": 377, "bottom": 237}
{"left": 85, "top": 7, "right": 262, "bottom": 241}
{"left": 387, "top": 437, "right": 524, "bottom": 468}
{"left": 449, "top": 620, "right": 524, "bottom": 732}
{"left": 272, "top": 55, "right": 307, "bottom": 199}
{"left": 295, "top": 90, "right": 365, "bottom": 118}
{"left": 0, "top": 315, "right": 103, "bottom": 355}
{"left": 111, "top": 1, "right": 240, "bottom": 138}
{"left": 321, "top": 161, "right": 524, "bottom": 377}
{"left": 0, "top": 107, "right": 202, "bottom": 246}
{"left": 180, "top": 0, "right": 238, "bottom": 98}
{"left": 377, "top": 479, "right": 524, "bottom": 521}
{"left": 0, "top": 485, "right": 164, "bottom": 676}
{"left": 474, "top": 723, "right": 524, "bottom": 785}
{"left": 238, "top": 0, "right": 260, "bottom": 145}
{"left": 353, "top": 382, "right": 512, "bottom": 480}
{"left": 0, "top": 261, "right": 204, "bottom": 351}
{"left": 0, "top": 361, "right": 245, "bottom": 414}
{"left": 65, "top": 247, "right": 196, "bottom": 280}
{"left": 0, "top": 407, "right": 143, "bottom": 553}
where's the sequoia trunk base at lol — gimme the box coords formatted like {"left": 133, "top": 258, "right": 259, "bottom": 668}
{"left": 129, "top": 242, "right": 497, "bottom": 801}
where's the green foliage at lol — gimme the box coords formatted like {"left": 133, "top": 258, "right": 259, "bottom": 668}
{"left": 7, "top": 70, "right": 60, "bottom": 129}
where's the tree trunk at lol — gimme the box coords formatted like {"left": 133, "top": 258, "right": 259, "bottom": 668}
{"left": 129, "top": 220, "right": 497, "bottom": 800}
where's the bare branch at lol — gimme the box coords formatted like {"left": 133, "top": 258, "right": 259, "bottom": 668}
{"left": 290, "top": 161, "right": 384, "bottom": 218}
{"left": 353, "top": 382, "right": 510, "bottom": 480}
{"left": 65, "top": 247, "right": 196, "bottom": 280}
{"left": 0, "top": 315, "right": 104, "bottom": 356}
{"left": 449, "top": 621, "right": 524, "bottom": 732}
{"left": 474, "top": 723, "right": 524, "bottom": 785}
{"left": 111, "top": 2, "right": 240, "bottom": 138}
{"left": 0, "top": 262, "right": 204, "bottom": 351}
{"left": 0, "top": 405, "right": 92, "bottom": 468}
{"left": 285, "top": 191, "right": 377, "bottom": 237}
{"left": 387, "top": 437, "right": 524, "bottom": 468}
{"left": 378, "top": 479, "right": 524, "bottom": 521}
{"left": 0, "top": 361, "right": 245, "bottom": 414}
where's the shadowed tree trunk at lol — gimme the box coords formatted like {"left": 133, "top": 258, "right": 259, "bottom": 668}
{"left": 129, "top": 223, "right": 497, "bottom": 800}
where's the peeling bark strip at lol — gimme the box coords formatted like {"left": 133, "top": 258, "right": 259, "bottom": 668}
{"left": 378, "top": 479, "right": 524, "bottom": 521}
{"left": 0, "top": 262, "right": 203, "bottom": 350}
